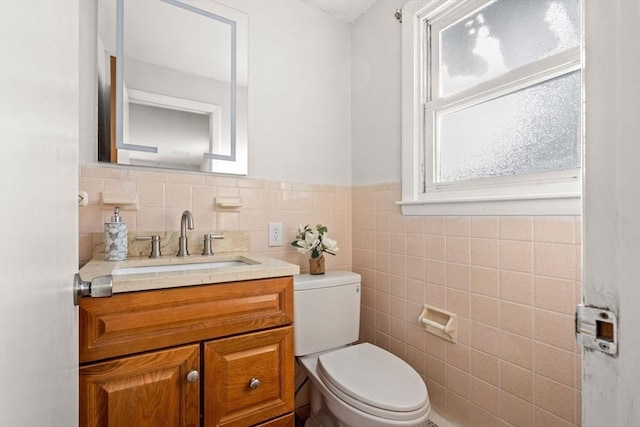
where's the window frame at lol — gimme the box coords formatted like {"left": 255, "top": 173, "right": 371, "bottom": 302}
{"left": 400, "top": 0, "right": 583, "bottom": 216}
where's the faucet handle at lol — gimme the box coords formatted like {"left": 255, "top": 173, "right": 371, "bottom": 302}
{"left": 136, "top": 235, "right": 162, "bottom": 258}
{"left": 202, "top": 234, "right": 224, "bottom": 256}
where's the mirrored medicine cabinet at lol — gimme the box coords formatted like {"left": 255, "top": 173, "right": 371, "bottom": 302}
{"left": 97, "top": 0, "right": 248, "bottom": 175}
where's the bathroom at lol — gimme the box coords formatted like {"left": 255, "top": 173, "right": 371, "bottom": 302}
{"left": 0, "top": 0, "right": 638, "bottom": 426}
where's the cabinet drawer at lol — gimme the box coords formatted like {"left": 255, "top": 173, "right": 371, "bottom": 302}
{"left": 80, "top": 344, "right": 200, "bottom": 427}
{"left": 79, "top": 277, "right": 293, "bottom": 363}
{"left": 204, "top": 327, "right": 294, "bottom": 427}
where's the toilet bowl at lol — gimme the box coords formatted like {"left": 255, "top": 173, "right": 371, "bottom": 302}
{"left": 294, "top": 272, "right": 430, "bottom": 427}
{"left": 299, "top": 344, "right": 431, "bottom": 427}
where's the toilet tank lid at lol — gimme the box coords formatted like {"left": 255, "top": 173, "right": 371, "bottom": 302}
{"left": 294, "top": 271, "right": 361, "bottom": 291}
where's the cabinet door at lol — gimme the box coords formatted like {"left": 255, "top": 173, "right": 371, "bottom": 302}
{"left": 80, "top": 344, "right": 200, "bottom": 427}
{"left": 204, "top": 327, "right": 294, "bottom": 427}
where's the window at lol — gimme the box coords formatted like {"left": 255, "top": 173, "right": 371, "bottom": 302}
{"left": 401, "top": 0, "right": 582, "bottom": 215}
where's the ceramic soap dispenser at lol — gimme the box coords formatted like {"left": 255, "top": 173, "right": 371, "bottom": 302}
{"left": 104, "top": 206, "right": 128, "bottom": 261}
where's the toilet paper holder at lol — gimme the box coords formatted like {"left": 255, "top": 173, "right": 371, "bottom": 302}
{"left": 418, "top": 304, "right": 457, "bottom": 343}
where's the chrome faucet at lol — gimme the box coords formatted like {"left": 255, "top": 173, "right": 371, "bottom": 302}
{"left": 177, "top": 210, "right": 194, "bottom": 257}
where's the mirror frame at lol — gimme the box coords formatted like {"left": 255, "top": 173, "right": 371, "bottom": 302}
{"left": 113, "top": 0, "right": 248, "bottom": 173}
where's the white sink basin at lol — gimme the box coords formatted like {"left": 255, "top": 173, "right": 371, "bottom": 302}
{"left": 112, "top": 260, "right": 250, "bottom": 276}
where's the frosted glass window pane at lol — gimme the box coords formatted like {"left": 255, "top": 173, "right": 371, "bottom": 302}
{"left": 436, "top": 71, "right": 581, "bottom": 184}
{"left": 440, "top": 0, "right": 581, "bottom": 96}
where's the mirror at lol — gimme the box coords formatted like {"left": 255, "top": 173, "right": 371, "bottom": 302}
{"left": 97, "top": 0, "right": 248, "bottom": 174}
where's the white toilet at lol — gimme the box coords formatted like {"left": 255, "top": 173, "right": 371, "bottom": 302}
{"left": 294, "top": 271, "right": 431, "bottom": 427}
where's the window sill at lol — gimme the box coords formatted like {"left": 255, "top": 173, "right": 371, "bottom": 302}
{"left": 398, "top": 193, "right": 581, "bottom": 216}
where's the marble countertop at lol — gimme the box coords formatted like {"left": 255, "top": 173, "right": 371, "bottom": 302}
{"left": 79, "top": 252, "right": 300, "bottom": 294}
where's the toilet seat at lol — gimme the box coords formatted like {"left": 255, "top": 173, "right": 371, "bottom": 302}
{"left": 316, "top": 343, "right": 430, "bottom": 422}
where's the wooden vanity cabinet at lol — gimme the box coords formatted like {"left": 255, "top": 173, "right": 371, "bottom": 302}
{"left": 79, "top": 277, "right": 294, "bottom": 427}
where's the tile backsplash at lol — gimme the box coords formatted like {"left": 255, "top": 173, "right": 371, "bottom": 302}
{"left": 90, "top": 230, "right": 251, "bottom": 259}
{"left": 79, "top": 168, "right": 582, "bottom": 426}
{"left": 78, "top": 165, "right": 352, "bottom": 272}
{"left": 352, "top": 183, "right": 582, "bottom": 427}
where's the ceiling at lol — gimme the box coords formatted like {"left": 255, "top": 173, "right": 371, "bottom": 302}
{"left": 302, "top": 0, "right": 379, "bottom": 23}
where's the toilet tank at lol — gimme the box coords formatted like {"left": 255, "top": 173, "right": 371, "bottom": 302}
{"left": 293, "top": 271, "right": 361, "bottom": 356}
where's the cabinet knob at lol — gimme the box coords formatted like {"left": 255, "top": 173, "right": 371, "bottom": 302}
{"left": 249, "top": 378, "right": 260, "bottom": 390}
{"left": 186, "top": 370, "right": 199, "bottom": 383}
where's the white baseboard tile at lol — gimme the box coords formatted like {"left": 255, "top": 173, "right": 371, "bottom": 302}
{"left": 429, "top": 408, "right": 462, "bottom": 427}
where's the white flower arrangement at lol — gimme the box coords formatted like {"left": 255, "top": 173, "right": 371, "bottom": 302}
{"left": 291, "top": 224, "right": 339, "bottom": 259}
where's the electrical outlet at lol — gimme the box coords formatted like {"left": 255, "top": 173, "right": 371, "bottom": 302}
{"left": 268, "top": 222, "right": 283, "bottom": 246}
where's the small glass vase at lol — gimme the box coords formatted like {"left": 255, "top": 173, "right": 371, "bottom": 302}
{"left": 309, "top": 255, "right": 325, "bottom": 275}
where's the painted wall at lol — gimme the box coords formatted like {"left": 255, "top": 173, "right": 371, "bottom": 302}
{"left": 227, "top": 0, "right": 351, "bottom": 185}
{"left": 351, "top": 1, "right": 583, "bottom": 426}
{"left": 82, "top": 0, "right": 353, "bottom": 187}
{"left": 351, "top": 0, "right": 405, "bottom": 186}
